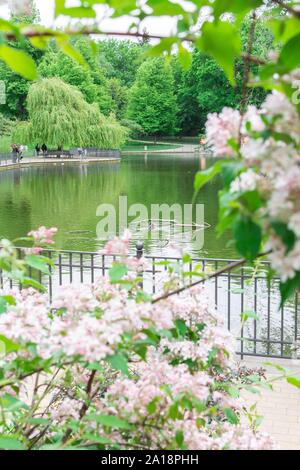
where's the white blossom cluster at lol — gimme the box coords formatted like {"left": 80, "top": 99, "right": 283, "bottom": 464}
{"left": 206, "top": 89, "right": 300, "bottom": 283}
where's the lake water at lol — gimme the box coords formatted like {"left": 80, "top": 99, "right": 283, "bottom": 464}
{"left": 0, "top": 154, "right": 298, "bottom": 357}
{"left": 0, "top": 154, "right": 233, "bottom": 258}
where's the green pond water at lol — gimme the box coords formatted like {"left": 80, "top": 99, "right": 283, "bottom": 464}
{"left": 0, "top": 154, "right": 233, "bottom": 259}
{"left": 0, "top": 154, "right": 297, "bottom": 355}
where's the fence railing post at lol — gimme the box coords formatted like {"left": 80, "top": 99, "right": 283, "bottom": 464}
{"left": 136, "top": 241, "right": 144, "bottom": 289}
{"left": 136, "top": 241, "right": 144, "bottom": 260}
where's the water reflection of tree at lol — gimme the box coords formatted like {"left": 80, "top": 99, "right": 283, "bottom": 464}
{"left": 0, "top": 193, "right": 32, "bottom": 240}
{"left": 0, "top": 157, "right": 233, "bottom": 256}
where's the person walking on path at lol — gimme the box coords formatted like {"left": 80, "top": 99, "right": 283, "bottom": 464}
{"left": 11, "top": 144, "right": 19, "bottom": 163}
{"left": 41, "top": 143, "right": 48, "bottom": 156}
{"left": 34, "top": 144, "right": 40, "bottom": 157}
{"left": 18, "top": 145, "right": 25, "bottom": 162}
{"left": 78, "top": 147, "right": 83, "bottom": 160}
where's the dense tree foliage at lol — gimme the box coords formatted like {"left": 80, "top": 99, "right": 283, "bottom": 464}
{"left": 13, "top": 78, "right": 127, "bottom": 149}
{"left": 127, "top": 57, "right": 178, "bottom": 136}
{"left": 38, "top": 45, "right": 113, "bottom": 116}
{"left": 0, "top": 5, "right": 275, "bottom": 139}
{"left": 99, "top": 39, "right": 148, "bottom": 87}
{"left": 173, "top": 18, "right": 275, "bottom": 134}
{"left": 0, "top": 6, "right": 43, "bottom": 120}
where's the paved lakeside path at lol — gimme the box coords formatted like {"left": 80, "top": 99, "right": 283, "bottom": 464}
{"left": 0, "top": 156, "right": 120, "bottom": 171}
{"left": 122, "top": 143, "right": 201, "bottom": 155}
{"left": 240, "top": 356, "right": 300, "bottom": 450}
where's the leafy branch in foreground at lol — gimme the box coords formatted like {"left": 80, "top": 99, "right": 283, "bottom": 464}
{"left": 0, "top": 0, "right": 298, "bottom": 86}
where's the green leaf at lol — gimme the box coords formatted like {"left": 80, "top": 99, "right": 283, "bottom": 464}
{"left": 279, "top": 33, "right": 300, "bottom": 72}
{"left": 0, "top": 436, "right": 25, "bottom": 450}
{"left": 169, "top": 402, "right": 179, "bottom": 420}
{"left": 82, "top": 434, "right": 112, "bottom": 445}
{"left": 25, "top": 255, "right": 51, "bottom": 275}
{"left": 147, "top": 396, "right": 161, "bottom": 414}
{"left": 175, "top": 319, "right": 188, "bottom": 337}
{"left": 271, "top": 222, "right": 296, "bottom": 252}
{"left": 193, "top": 161, "right": 223, "bottom": 199}
{"left": 197, "top": 21, "right": 241, "bottom": 84}
{"left": 224, "top": 408, "right": 239, "bottom": 425}
{"left": 29, "top": 36, "right": 49, "bottom": 50}
{"left": 231, "top": 288, "right": 245, "bottom": 294}
{"left": 56, "top": 39, "right": 87, "bottom": 67}
{"left": 268, "top": 17, "right": 300, "bottom": 45}
{"left": 28, "top": 417, "right": 51, "bottom": 425}
{"left": 133, "top": 342, "right": 148, "bottom": 360}
{"left": 264, "top": 362, "right": 288, "bottom": 373}
{"left": 0, "top": 295, "right": 16, "bottom": 314}
{"left": 86, "top": 362, "right": 104, "bottom": 371}
{"left": 227, "top": 386, "right": 240, "bottom": 398}
{"left": 280, "top": 273, "right": 300, "bottom": 307}
{"left": 240, "top": 191, "right": 263, "bottom": 212}
{"left": 0, "top": 335, "right": 20, "bottom": 354}
{"left": 106, "top": 353, "right": 129, "bottom": 376}
{"left": 286, "top": 376, "right": 300, "bottom": 389}
{"left": 221, "top": 162, "right": 244, "bottom": 188}
{"left": 191, "top": 397, "right": 206, "bottom": 413}
{"left": 241, "top": 311, "right": 260, "bottom": 322}
{"left": 233, "top": 216, "right": 262, "bottom": 260}
{"left": 175, "top": 429, "right": 184, "bottom": 447}
{"left": 0, "top": 45, "right": 37, "bottom": 80}
{"left": 55, "top": 0, "right": 100, "bottom": 18}
{"left": 22, "top": 277, "right": 46, "bottom": 292}
{"left": 213, "top": 0, "right": 263, "bottom": 17}
{"left": 109, "top": 0, "right": 139, "bottom": 15}
{"left": 108, "top": 263, "right": 128, "bottom": 283}
{"left": 89, "top": 414, "right": 131, "bottom": 429}
{"left": 146, "top": 37, "right": 176, "bottom": 57}
{"left": 57, "top": 6, "right": 96, "bottom": 18}
{"left": 148, "top": 0, "right": 186, "bottom": 16}
{"left": 0, "top": 394, "right": 29, "bottom": 412}
{"left": 178, "top": 43, "right": 192, "bottom": 70}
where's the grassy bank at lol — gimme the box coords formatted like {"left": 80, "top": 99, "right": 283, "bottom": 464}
{"left": 0, "top": 136, "right": 11, "bottom": 153}
{"left": 122, "top": 140, "right": 181, "bottom": 152}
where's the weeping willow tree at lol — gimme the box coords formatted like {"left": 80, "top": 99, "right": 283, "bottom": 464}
{"left": 13, "top": 78, "right": 128, "bottom": 149}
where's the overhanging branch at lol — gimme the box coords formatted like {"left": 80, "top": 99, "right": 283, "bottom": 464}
{"left": 4, "top": 28, "right": 267, "bottom": 66}
{"left": 151, "top": 251, "right": 271, "bottom": 304}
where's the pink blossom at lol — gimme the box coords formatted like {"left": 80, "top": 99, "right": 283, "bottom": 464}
{"left": 28, "top": 226, "right": 57, "bottom": 245}
{"left": 100, "top": 229, "right": 131, "bottom": 256}
{"left": 206, "top": 107, "right": 241, "bottom": 157}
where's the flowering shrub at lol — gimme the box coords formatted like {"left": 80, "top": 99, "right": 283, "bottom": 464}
{"left": 0, "top": 228, "right": 274, "bottom": 450}
{"left": 198, "top": 88, "right": 300, "bottom": 305}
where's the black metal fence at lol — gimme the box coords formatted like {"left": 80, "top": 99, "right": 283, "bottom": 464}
{"left": 0, "top": 153, "right": 15, "bottom": 165}
{"left": 0, "top": 247, "right": 299, "bottom": 360}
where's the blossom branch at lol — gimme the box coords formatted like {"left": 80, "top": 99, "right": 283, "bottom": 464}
{"left": 152, "top": 251, "right": 271, "bottom": 304}
{"left": 0, "top": 361, "right": 74, "bottom": 390}
{"left": 62, "top": 370, "right": 97, "bottom": 444}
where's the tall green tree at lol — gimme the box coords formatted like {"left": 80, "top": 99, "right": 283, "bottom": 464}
{"left": 38, "top": 40, "right": 114, "bottom": 116}
{"left": 173, "top": 18, "right": 274, "bottom": 135}
{"left": 99, "top": 39, "right": 147, "bottom": 87}
{"left": 127, "top": 57, "right": 178, "bottom": 136}
{"left": 107, "top": 78, "right": 128, "bottom": 119}
{"left": 13, "top": 78, "right": 128, "bottom": 149}
{"left": 0, "top": 1, "right": 43, "bottom": 120}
